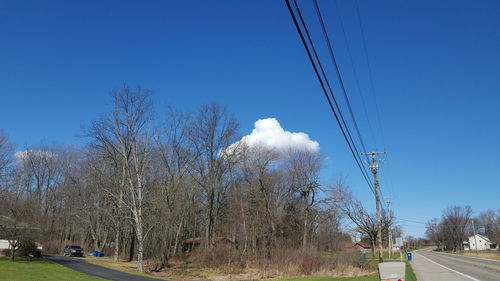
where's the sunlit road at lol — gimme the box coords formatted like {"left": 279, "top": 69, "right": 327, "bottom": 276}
{"left": 411, "top": 248, "right": 500, "bottom": 281}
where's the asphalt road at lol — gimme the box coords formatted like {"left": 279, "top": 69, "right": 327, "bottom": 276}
{"left": 45, "top": 255, "right": 162, "bottom": 281}
{"left": 412, "top": 248, "right": 500, "bottom": 281}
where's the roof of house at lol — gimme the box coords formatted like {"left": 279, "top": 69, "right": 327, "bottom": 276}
{"left": 469, "top": 234, "right": 491, "bottom": 242}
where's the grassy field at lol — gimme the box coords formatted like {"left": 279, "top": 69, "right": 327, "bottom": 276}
{"left": 273, "top": 261, "right": 417, "bottom": 281}
{"left": 0, "top": 257, "right": 105, "bottom": 281}
{"left": 272, "top": 251, "right": 418, "bottom": 281}
{"left": 85, "top": 253, "right": 417, "bottom": 281}
{"left": 444, "top": 250, "right": 500, "bottom": 260}
{"left": 274, "top": 277, "right": 378, "bottom": 281}
{"left": 0, "top": 255, "right": 417, "bottom": 281}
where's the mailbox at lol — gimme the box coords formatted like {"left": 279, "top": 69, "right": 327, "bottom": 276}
{"left": 378, "top": 262, "right": 405, "bottom": 281}
{"left": 360, "top": 253, "right": 367, "bottom": 262}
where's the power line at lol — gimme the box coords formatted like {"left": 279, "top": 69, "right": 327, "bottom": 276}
{"left": 394, "top": 217, "right": 428, "bottom": 225}
{"left": 284, "top": 0, "right": 375, "bottom": 195}
{"left": 291, "top": 0, "right": 377, "bottom": 195}
{"left": 343, "top": 0, "right": 394, "bottom": 203}
{"left": 353, "top": 0, "right": 386, "bottom": 151}
{"left": 332, "top": 0, "right": 378, "bottom": 150}
{"left": 312, "top": 0, "right": 369, "bottom": 156}
{"left": 310, "top": 0, "right": 389, "bottom": 209}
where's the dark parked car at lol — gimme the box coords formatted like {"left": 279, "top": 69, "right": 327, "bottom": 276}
{"left": 28, "top": 249, "right": 42, "bottom": 257}
{"left": 64, "top": 245, "right": 84, "bottom": 257}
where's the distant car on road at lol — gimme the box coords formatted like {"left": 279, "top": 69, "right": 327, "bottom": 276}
{"left": 64, "top": 245, "right": 84, "bottom": 257}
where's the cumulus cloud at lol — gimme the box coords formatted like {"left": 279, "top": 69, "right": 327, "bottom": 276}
{"left": 15, "top": 150, "right": 54, "bottom": 165}
{"left": 232, "top": 118, "right": 319, "bottom": 153}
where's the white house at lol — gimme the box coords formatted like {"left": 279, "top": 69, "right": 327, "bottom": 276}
{"left": 0, "top": 239, "right": 11, "bottom": 250}
{"left": 467, "top": 234, "right": 491, "bottom": 251}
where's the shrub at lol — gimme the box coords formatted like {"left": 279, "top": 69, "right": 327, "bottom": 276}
{"left": 1, "top": 248, "right": 11, "bottom": 256}
{"left": 17, "top": 241, "right": 38, "bottom": 257}
{"left": 189, "top": 243, "right": 243, "bottom": 269}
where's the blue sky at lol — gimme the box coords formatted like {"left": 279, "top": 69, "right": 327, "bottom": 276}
{"left": 1, "top": 0, "right": 499, "bottom": 237}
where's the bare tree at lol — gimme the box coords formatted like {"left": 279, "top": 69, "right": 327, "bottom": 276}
{"left": 1, "top": 95, "right": 371, "bottom": 274}
{"left": 0, "top": 130, "right": 12, "bottom": 179}
{"left": 426, "top": 206, "right": 473, "bottom": 251}
{"left": 239, "top": 145, "right": 281, "bottom": 256}
{"left": 282, "top": 150, "right": 323, "bottom": 247}
{"left": 150, "top": 107, "right": 196, "bottom": 270}
{"left": 476, "top": 209, "right": 500, "bottom": 243}
{"left": 14, "top": 146, "right": 63, "bottom": 215}
{"left": 0, "top": 191, "right": 39, "bottom": 260}
{"left": 0, "top": 130, "right": 13, "bottom": 197}
{"left": 329, "top": 180, "right": 392, "bottom": 253}
{"left": 86, "top": 85, "right": 155, "bottom": 272}
{"left": 187, "top": 103, "right": 239, "bottom": 248}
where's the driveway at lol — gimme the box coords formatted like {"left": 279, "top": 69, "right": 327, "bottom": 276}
{"left": 411, "top": 248, "right": 500, "bottom": 281}
{"left": 45, "top": 255, "right": 162, "bottom": 281}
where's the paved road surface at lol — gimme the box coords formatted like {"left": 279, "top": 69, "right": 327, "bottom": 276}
{"left": 46, "top": 255, "right": 162, "bottom": 281}
{"left": 412, "top": 248, "right": 500, "bottom": 281}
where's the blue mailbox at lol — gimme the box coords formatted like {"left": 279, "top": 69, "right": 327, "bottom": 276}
{"left": 360, "top": 253, "right": 367, "bottom": 262}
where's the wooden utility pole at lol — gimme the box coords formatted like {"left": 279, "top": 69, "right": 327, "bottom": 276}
{"left": 385, "top": 197, "right": 393, "bottom": 259}
{"left": 361, "top": 151, "right": 386, "bottom": 263}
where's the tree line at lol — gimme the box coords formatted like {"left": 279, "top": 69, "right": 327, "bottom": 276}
{"left": 0, "top": 85, "right": 397, "bottom": 271}
{"left": 426, "top": 206, "right": 499, "bottom": 251}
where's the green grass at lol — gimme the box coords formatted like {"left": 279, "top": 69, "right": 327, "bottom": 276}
{"left": 0, "top": 257, "right": 105, "bottom": 281}
{"left": 406, "top": 261, "right": 417, "bottom": 281}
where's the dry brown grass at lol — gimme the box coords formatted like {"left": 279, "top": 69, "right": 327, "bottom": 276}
{"left": 161, "top": 246, "right": 377, "bottom": 281}
{"left": 453, "top": 250, "right": 500, "bottom": 260}
{"left": 84, "top": 247, "right": 377, "bottom": 281}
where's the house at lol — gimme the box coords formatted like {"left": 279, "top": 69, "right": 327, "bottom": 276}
{"left": 467, "top": 234, "right": 492, "bottom": 251}
{"left": 0, "top": 239, "right": 11, "bottom": 250}
{"left": 344, "top": 242, "right": 371, "bottom": 253}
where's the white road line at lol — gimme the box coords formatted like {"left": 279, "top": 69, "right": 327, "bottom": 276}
{"left": 414, "top": 251, "right": 482, "bottom": 281}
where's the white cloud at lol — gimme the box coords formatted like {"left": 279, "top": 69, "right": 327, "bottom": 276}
{"left": 233, "top": 118, "right": 319, "bottom": 153}
{"left": 15, "top": 150, "right": 54, "bottom": 164}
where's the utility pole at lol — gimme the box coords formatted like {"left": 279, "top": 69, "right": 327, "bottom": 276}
{"left": 361, "top": 151, "right": 386, "bottom": 263}
{"left": 385, "top": 197, "right": 393, "bottom": 259}
{"left": 471, "top": 219, "right": 478, "bottom": 255}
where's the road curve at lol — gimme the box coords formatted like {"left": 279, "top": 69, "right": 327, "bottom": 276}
{"left": 411, "top": 248, "right": 500, "bottom": 281}
{"left": 45, "top": 255, "right": 162, "bottom": 281}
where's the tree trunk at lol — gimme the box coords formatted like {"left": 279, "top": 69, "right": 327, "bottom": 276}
{"left": 113, "top": 227, "right": 120, "bottom": 262}
{"left": 371, "top": 237, "right": 376, "bottom": 255}
{"left": 172, "top": 217, "right": 184, "bottom": 257}
{"left": 135, "top": 206, "right": 145, "bottom": 272}
{"left": 136, "top": 235, "right": 144, "bottom": 272}
{"left": 128, "top": 228, "right": 135, "bottom": 262}
{"left": 10, "top": 247, "right": 15, "bottom": 261}
{"left": 206, "top": 187, "right": 215, "bottom": 248}
{"left": 240, "top": 199, "right": 248, "bottom": 254}
{"left": 302, "top": 208, "right": 309, "bottom": 247}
